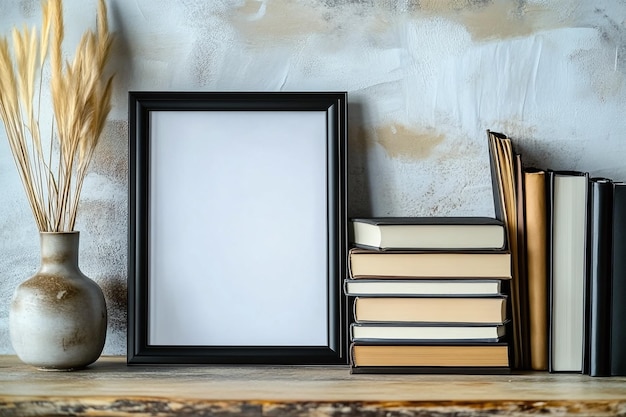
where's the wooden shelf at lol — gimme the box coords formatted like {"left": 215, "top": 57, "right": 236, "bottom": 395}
{"left": 1, "top": 355, "right": 625, "bottom": 416}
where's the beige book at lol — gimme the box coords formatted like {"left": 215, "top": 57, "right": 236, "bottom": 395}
{"left": 351, "top": 344, "right": 510, "bottom": 367}
{"left": 354, "top": 297, "right": 507, "bottom": 323}
{"left": 348, "top": 249, "right": 511, "bottom": 279}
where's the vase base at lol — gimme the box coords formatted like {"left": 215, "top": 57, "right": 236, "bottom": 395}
{"left": 36, "top": 365, "right": 88, "bottom": 372}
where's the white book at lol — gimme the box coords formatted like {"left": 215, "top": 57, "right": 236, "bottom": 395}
{"left": 350, "top": 323, "right": 506, "bottom": 342}
{"left": 549, "top": 171, "right": 588, "bottom": 372}
{"left": 344, "top": 279, "right": 502, "bottom": 296}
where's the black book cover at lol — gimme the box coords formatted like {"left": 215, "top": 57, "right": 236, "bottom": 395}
{"left": 514, "top": 153, "right": 530, "bottom": 370}
{"left": 546, "top": 170, "right": 556, "bottom": 373}
{"left": 487, "top": 130, "right": 507, "bottom": 222}
{"left": 588, "top": 178, "right": 613, "bottom": 377}
{"left": 350, "top": 217, "right": 504, "bottom": 226}
{"left": 611, "top": 183, "right": 626, "bottom": 376}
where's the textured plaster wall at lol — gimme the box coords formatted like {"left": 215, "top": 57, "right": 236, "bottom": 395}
{"left": 0, "top": 0, "right": 625, "bottom": 355}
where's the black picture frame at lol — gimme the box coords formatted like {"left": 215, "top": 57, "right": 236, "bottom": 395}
{"left": 128, "top": 92, "right": 348, "bottom": 365}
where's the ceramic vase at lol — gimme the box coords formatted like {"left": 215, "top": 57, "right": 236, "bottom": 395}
{"left": 9, "top": 231, "right": 107, "bottom": 370}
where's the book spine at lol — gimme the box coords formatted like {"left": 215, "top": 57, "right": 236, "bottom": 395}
{"left": 486, "top": 130, "right": 524, "bottom": 370}
{"left": 515, "top": 155, "right": 530, "bottom": 370}
{"left": 487, "top": 130, "right": 506, "bottom": 222}
{"left": 524, "top": 168, "right": 549, "bottom": 371}
{"left": 548, "top": 171, "right": 589, "bottom": 373}
{"left": 611, "top": 183, "right": 626, "bottom": 375}
{"left": 547, "top": 170, "right": 555, "bottom": 373}
{"left": 588, "top": 178, "right": 613, "bottom": 377}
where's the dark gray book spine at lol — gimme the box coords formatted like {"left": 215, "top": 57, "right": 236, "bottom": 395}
{"left": 546, "top": 170, "right": 555, "bottom": 373}
{"left": 611, "top": 183, "right": 626, "bottom": 375}
{"left": 588, "top": 178, "right": 613, "bottom": 377}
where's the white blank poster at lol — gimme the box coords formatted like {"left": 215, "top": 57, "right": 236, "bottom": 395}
{"left": 148, "top": 110, "right": 329, "bottom": 346}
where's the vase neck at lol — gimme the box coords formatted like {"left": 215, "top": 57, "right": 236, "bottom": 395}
{"left": 39, "top": 232, "right": 81, "bottom": 272}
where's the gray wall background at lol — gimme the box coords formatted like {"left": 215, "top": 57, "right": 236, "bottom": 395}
{"left": 1, "top": 0, "right": 625, "bottom": 355}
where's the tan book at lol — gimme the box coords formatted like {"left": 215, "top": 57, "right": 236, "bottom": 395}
{"left": 354, "top": 297, "right": 507, "bottom": 324}
{"left": 351, "top": 344, "right": 510, "bottom": 367}
{"left": 348, "top": 248, "right": 511, "bottom": 279}
{"left": 487, "top": 130, "right": 524, "bottom": 369}
{"left": 524, "top": 168, "right": 548, "bottom": 371}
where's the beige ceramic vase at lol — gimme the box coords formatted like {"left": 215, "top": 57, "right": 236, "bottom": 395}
{"left": 9, "top": 231, "right": 107, "bottom": 370}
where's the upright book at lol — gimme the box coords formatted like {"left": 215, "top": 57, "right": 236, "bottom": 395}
{"left": 487, "top": 130, "right": 526, "bottom": 370}
{"left": 611, "top": 182, "right": 626, "bottom": 376}
{"left": 524, "top": 167, "right": 549, "bottom": 371}
{"left": 548, "top": 170, "right": 589, "bottom": 373}
{"left": 584, "top": 179, "right": 626, "bottom": 376}
{"left": 514, "top": 153, "right": 530, "bottom": 370}
{"left": 587, "top": 178, "right": 613, "bottom": 377}
{"left": 350, "top": 217, "right": 506, "bottom": 250}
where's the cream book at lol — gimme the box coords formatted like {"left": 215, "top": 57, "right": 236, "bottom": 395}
{"left": 344, "top": 279, "right": 502, "bottom": 296}
{"left": 350, "top": 323, "right": 507, "bottom": 342}
{"left": 350, "top": 217, "right": 506, "bottom": 250}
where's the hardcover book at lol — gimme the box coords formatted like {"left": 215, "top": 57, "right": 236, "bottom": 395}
{"left": 353, "top": 297, "right": 507, "bottom": 324}
{"left": 515, "top": 154, "right": 530, "bottom": 370}
{"left": 524, "top": 167, "right": 549, "bottom": 371}
{"left": 350, "top": 217, "right": 506, "bottom": 251}
{"left": 611, "top": 182, "right": 626, "bottom": 376}
{"left": 344, "top": 279, "right": 502, "bottom": 296}
{"left": 487, "top": 130, "right": 525, "bottom": 369}
{"left": 350, "top": 322, "right": 506, "bottom": 342}
{"left": 582, "top": 179, "right": 626, "bottom": 376}
{"left": 348, "top": 249, "right": 512, "bottom": 279}
{"left": 547, "top": 170, "right": 589, "bottom": 373}
{"left": 350, "top": 343, "right": 510, "bottom": 368}
{"left": 588, "top": 178, "right": 613, "bottom": 377}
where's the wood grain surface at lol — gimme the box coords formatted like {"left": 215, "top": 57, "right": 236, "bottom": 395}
{"left": 1, "top": 356, "right": 626, "bottom": 416}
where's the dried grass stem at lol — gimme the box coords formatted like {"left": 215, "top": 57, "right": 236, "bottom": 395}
{"left": 0, "top": 0, "right": 114, "bottom": 232}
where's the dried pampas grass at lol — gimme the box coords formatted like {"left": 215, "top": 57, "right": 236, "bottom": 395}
{"left": 0, "top": 0, "right": 114, "bottom": 232}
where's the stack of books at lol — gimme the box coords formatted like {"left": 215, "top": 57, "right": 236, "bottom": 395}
{"left": 345, "top": 217, "right": 512, "bottom": 373}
